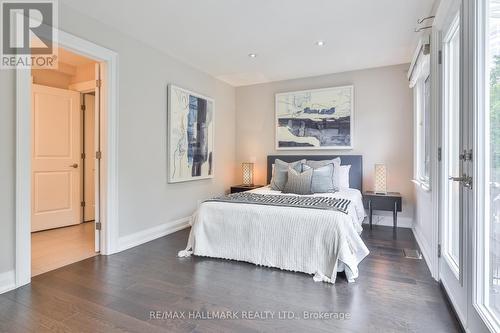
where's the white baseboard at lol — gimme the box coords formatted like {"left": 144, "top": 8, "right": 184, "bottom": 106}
{"left": 362, "top": 214, "right": 413, "bottom": 228}
{"left": 412, "top": 225, "right": 437, "bottom": 279}
{"left": 118, "top": 217, "right": 191, "bottom": 252}
{"left": 441, "top": 274, "right": 467, "bottom": 326}
{"left": 0, "top": 270, "right": 16, "bottom": 294}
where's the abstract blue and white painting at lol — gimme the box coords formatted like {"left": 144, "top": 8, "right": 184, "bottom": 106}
{"left": 168, "top": 85, "right": 214, "bottom": 183}
{"left": 275, "top": 85, "right": 353, "bottom": 150}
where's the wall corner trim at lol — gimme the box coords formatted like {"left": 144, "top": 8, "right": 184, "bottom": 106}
{"left": 117, "top": 217, "right": 191, "bottom": 252}
{"left": 0, "top": 270, "right": 16, "bottom": 295}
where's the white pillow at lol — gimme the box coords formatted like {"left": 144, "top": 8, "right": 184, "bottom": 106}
{"left": 338, "top": 165, "right": 351, "bottom": 189}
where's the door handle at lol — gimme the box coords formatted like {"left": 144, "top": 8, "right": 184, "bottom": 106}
{"left": 448, "top": 175, "right": 472, "bottom": 188}
{"left": 69, "top": 163, "right": 78, "bottom": 168}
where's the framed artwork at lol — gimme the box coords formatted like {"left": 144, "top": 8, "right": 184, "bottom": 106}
{"left": 275, "top": 85, "right": 354, "bottom": 150}
{"left": 168, "top": 85, "right": 215, "bottom": 183}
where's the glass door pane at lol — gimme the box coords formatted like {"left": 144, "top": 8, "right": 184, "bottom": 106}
{"left": 444, "top": 17, "right": 461, "bottom": 275}
{"left": 486, "top": 0, "right": 500, "bottom": 321}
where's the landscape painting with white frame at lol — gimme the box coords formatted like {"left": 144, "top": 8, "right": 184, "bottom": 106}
{"left": 275, "top": 85, "right": 354, "bottom": 149}
{"left": 168, "top": 85, "right": 215, "bottom": 183}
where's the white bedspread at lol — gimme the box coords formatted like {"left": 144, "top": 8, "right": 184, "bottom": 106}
{"left": 179, "top": 186, "right": 369, "bottom": 283}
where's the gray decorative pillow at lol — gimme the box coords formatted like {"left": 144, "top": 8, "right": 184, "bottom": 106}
{"left": 270, "top": 159, "right": 305, "bottom": 191}
{"left": 305, "top": 158, "right": 341, "bottom": 192}
{"left": 282, "top": 167, "right": 313, "bottom": 195}
{"left": 303, "top": 164, "right": 336, "bottom": 193}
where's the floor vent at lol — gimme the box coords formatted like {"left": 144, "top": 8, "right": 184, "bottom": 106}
{"left": 403, "top": 248, "right": 423, "bottom": 260}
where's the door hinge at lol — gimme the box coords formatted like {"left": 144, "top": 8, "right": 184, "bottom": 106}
{"left": 81, "top": 201, "right": 85, "bottom": 207}
{"left": 96, "top": 151, "right": 102, "bottom": 160}
{"left": 81, "top": 152, "right": 86, "bottom": 159}
{"left": 81, "top": 104, "right": 86, "bottom": 111}
{"left": 466, "top": 149, "right": 473, "bottom": 161}
{"left": 438, "top": 50, "right": 442, "bottom": 65}
{"left": 438, "top": 244, "right": 442, "bottom": 258}
{"left": 438, "top": 147, "right": 442, "bottom": 162}
{"left": 96, "top": 222, "right": 102, "bottom": 230}
{"left": 459, "top": 149, "right": 473, "bottom": 161}
{"left": 96, "top": 79, "right": 101, "bottom": 88}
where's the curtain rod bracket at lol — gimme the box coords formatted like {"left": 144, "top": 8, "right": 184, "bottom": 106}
{"left": 415, "top": 26, "right": 432, "bottom": 32}
{"left": 417, "top": 16, "right": 435, "bottom": 24}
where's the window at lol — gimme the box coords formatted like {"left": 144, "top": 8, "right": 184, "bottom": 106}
{"left": 422, "top": 74, "right": 431, "bottom": 183}
{"left": 478, "top": 0, "right": 500, "bottom": 328}
{"left": 411, "top": 51, "right": 431, "bottom": 188}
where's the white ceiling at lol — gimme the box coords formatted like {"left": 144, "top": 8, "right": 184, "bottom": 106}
{"left": 61, "top": 0, "right": 435, "bottom": 86}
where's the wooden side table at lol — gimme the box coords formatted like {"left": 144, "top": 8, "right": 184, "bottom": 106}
{"left": 230, "top": 184, "right": 264, "bottom": 194}
{"left": 362, "top": 191, "right": 402, "bottom": 230}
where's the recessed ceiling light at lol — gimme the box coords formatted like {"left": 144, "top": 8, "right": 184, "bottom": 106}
{"left": 248, "top": 53, "right": 257, "bottom": 58}
{"left": 316, "top": 40, "right": 325, "bottom": 47}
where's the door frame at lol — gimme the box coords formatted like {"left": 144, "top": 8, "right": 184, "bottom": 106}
{"left": 15, "top": 29, "right": 119, "bottom": 288}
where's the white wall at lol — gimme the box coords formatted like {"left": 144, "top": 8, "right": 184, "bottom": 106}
{"left": 0, "top": 4, "right": 237, "bottom": 275}
{"left": 413, "top": 185, "right": 434, "bottom": 263}
{"left": 235, "top": 64, "right": 415, "bottom": 225}
{"left": 0, "top": 70, "right": 16, "bottom": 275}
{"left": 411, "top": 27, "right": 441, "bottom": 280}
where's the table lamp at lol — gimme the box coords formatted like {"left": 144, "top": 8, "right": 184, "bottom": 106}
{"left": 374, "top": 164, "right": 387, "bottom": 194}
{"left": 242, "top": 162, "right": 254, "bottom": 186}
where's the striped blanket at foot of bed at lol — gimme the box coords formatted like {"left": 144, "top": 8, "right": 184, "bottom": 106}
{"left": 205, "top": 192, "right": 351, "bottom": 214}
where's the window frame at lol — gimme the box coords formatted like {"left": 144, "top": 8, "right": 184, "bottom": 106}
{"left": 412, "top": 53, "right": 431, "bottom": 190}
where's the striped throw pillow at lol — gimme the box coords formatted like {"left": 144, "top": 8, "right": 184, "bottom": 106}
{"left": 282, "top": 167, "right": 313, "bottom": 195}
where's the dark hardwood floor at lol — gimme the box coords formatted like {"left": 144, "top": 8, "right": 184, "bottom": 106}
{"left": 0, "top": 226, "right": 461, "bottom": 333}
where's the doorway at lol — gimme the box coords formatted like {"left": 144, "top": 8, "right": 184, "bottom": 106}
{"left": 30, "top": 47, "right": 101, "bottom": 276}
{"left": 15, "top": 29, "right": 118, "bottom": 288}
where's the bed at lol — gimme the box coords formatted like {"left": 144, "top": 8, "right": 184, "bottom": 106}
{"left": 178, "top": 155, "right": 369, "bottom": 283}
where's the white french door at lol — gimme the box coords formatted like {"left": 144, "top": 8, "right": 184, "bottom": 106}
{"left": 437, "top": 0, "right": 500, "bottom": 330}
{"left": 440, "top": 5, "right": 469, "bottom": 324}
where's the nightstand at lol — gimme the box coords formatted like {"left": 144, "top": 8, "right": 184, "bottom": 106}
{"left": 362, "top": 191, "right": 402, "bottom": 230}
{"left": 230, "top": 184, "right": 264, "bottom": 194}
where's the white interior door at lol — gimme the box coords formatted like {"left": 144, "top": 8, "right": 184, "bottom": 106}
{"left": 83, "top": 93, "right": 95, "bottom": 222}
{"left": 31, "top": 84, "right": 81, "bottom": 232}
{"left": 440, "top": 8, "right": 469, "bottom": 325}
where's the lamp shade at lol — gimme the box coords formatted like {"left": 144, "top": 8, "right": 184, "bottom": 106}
{"left": 374, "top": 164, "right": 387, "bottom": 194}
{"left": 242, "top": 162, "right": 254, "bottom": 186}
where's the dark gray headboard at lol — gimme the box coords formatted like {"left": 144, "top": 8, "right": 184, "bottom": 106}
{"left": 266, "top": 155, "right": 363, "bottom": 191}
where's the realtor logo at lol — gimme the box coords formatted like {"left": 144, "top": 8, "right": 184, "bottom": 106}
{"left": 1, "top": 0, "right": 58, "bottom": 69}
